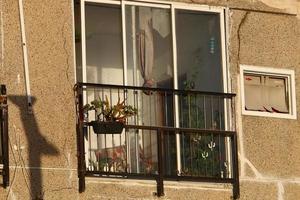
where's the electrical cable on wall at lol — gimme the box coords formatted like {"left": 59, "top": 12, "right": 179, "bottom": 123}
{"left": 18, "top": 0, "right": 32, "bottom": 114}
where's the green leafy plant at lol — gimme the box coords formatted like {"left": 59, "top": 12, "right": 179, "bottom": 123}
{"left": 84, "top": 95, "right": 137, "bottom": 123}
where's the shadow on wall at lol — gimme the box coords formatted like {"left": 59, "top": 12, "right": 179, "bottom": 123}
{"left": 9, "top": 95, "right": 59, "bottom": 200}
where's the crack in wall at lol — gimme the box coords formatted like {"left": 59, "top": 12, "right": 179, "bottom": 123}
{"left": 61, "top": 13, "right": 73, "bottom": 89}
{"left": 236, "top": 11, "right": 249, "bottom": 71}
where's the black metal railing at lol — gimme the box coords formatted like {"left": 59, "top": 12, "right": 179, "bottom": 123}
{"left": 0, "top": 85, "right": 9, "bottom": 188}
{"left": 74, "top": 82, "right": 239, "bottom": 199}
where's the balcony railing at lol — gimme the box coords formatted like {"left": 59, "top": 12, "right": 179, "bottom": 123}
{"left": 74, "top": 82, "right": 239, "bottom": 199}
{"left": 0, "top": 85, "right": 9, "bottom": 188}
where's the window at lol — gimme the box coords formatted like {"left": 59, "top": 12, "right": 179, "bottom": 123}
{"left": 75, "top": 2, "right": 241, "bottom": 197}
{"left": 240, "top": 65, "right": 296, "bottom": 119}
{"left": 75, "top": 0, "right": 233, "bottom": 179}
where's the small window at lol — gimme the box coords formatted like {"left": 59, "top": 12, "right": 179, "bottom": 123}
{"left": 240, "top": 65, "right": 297, "bottom": 119}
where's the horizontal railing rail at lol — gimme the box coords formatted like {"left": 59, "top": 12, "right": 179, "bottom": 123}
{"left": 0, "top": 85, "right": 9, "bottom": 188}
{"left": 76, "top": 82, "right": 236, "bottom": 98}
{"left": 74, "top": 83, "right": 239, "bottom": 199}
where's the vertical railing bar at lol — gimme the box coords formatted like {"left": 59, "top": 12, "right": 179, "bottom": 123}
{"left": 93, "top": 87, "right": 98, "bottom": 172}
{"left": 180, "top": 94, "right": 185, "bottom": 172}
{"left": 189, "top": 135, "right": 192, "bottom": 175}
{"left": 203, "top": 95, "right": 206, "bottom": 129}
{"left": 156, "top": 129, "right": 164, "bottom": 197}
{"left": 125, "top": 128, "right": 128, "bottom": 173}
{"left": 110, "top": 88, "right": 116, "bottom": 172}
{"left": 154, "top": 91, "right": 157, "bottom": 127}
{"left": 118, "top": 88, "right": 123, "bottom": 172}
{"left": 0, "top": 93, "right": 2, "bottom": 182}
{"left": 124, "top": 89, "right": 130, "bottom": 173}
{"left": 141, "top": 90, "right": 144, "bottom": 125}
{"left": 232, "top": 98, "right": 236, "bottom": 131}
{"left": 134, "top": 90, "right": 138, "bottom": 124}
{"left": 1, "top": 85, "right": 9, "bottom": 187}
{"left": 104, "top": 136, "right": 108, "bottom": 172}
{"left": 149, "top": 129, "right": 152, "bottom": 173}
{"left": 232, "top": 133, "right": 240, "bottom": 199}
{"left": 218, "top": 96, "right": 222, "bottom": 130}
{"left": 149, "top": 90, "right": 152, "bottom": 126}
{"left": 133, "top": 89, "right": 140, "bottom": 173}
{"left": 149, "top": 91, "right": 152, "bottom": 170}
{"left": 196, "top": 94, "right": 199, "bottom": 128}
{"left": 211, "top": 95, "right": 214, "bottom": 129}
{"left": 135, "top": 90, "right": 141, "bottom": 173}
{"left": 165, "top": 91, "right": 170, "bottom": 174}
{"left": 188, "top": 93, "right": 191, "bottom": 128}
{"left": 205, "top": 133, "right": 208, "bottom": 177}
{"left": 141, "top": 91, "right": 144, "bottom": 173}
{"left": 142, "top": 128, "right": 145, "bottom": 173}
{"left": 103, "top": 88, "right": 108, "bottom": 171}
{"left": 211, "top": 96, "right": 215, "bottom": 176}
{"left": 76, "top": 85, "right": 85, "bottom": 192}
{"left": 218, "top": 96, "right": 222, "bottom": 177}
{"left": 188, "top": 94, "right": 192, "bottom": 175}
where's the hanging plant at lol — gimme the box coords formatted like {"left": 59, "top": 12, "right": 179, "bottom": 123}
{"left": 84, "top": 96, "right": 137, "bottom": 134}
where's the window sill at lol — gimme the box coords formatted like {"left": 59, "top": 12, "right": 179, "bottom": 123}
{"left": 242, "top": 110, "right": 297, "bottom": 120}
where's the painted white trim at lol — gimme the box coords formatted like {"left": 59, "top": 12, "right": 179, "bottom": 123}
{"left": 135, "top": 0, "right": 223, "bottom": 12}
{"left": 172, "top": 3, "right": 223, "bottom": 13}
{"left": 18, "top": 0, "right": 32, "bottom": 111}
{"left": 121, "top": 1, "right": 127, "bottom": 85}
{"left": 81, "top": 0, "right": 87, "bottom": 85}
{"left": 171, "top": 4, "right": 181, "bottom": 175}
{"left": 124, "top": 1, "right": 170, "bottom": 8}
{"left": 85, "top": 0, "right": 121, "bottom": 5}
{"left": 220, "top": 9, "right": 233, "bottom": 178}
{"left": 240, "top": 64, "right": 297, "bottom": 120}
{"left": 85, "top": 0, "right": 223, "bottom": 12}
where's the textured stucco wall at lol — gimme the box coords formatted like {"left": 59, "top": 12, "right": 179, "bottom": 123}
{"left": 0, "top": 0, "right": 300, "bottom": 199}
{"left": 0, "top": 0, "right": 78, "bottom": 199}
{"left": 228, "top": 7, "right": 300, "bottom": 200}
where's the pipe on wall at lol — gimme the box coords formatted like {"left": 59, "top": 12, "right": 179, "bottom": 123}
{"left": 18, "top": 0, "right": 32, "bottom": 114}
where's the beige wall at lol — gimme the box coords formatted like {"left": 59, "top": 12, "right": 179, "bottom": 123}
{"left": 0, "top": 0, "right": 299, "bottom": 199}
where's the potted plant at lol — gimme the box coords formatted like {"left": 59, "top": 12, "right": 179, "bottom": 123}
{"left": 84, "top": 96, "right": 137, "bottom": 134}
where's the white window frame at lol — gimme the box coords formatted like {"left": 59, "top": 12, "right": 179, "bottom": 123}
{"left": 240, "top": 65, "right": 297, "bottom": 119}
{"left": 79, "top": 0, "right": 232, "bottom": 176}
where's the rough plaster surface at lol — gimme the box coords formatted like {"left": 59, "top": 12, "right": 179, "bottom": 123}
{"left": 82, "top": 179, "right": 232, "bottom": 200}
{"left": 239, "top": 182, "right": 278, "bottom": 200}
{"left": 228, "top": 5, "right": 300, "bottom": 200}
{"left": 284, "top": 183, "right": 300, "bottom": 200}
{"left": 0, "top": 0, "right": 300, "bottom": 199}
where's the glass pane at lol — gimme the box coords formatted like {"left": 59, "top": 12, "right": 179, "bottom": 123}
{"left": 267, "top": 77, "right": 289, "bottom": 113}
{"left": 75, "top": 2, "right": 82, "bottom": 82}
{"left": 176, "top": 10, "right": 223, "bottom": 92}
{"left": 244, "top": 74, "right": 289, "bottom": 113}
{"left": 85, "top": 3, "right": 123, "bottom": 85}
{"left": 244, "top": 74, "right": 264, "bottom": 111}
{"left": 176, "top": 10, "right": 226, "bottom": 177}
{"left": 125, "top": 5, "right": 173, "bottom": 88}
{"left": 125, "top": 5, "right": 174, "bottom": 175}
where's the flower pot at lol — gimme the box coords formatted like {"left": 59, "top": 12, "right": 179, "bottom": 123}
{"left": 89, "top": 121, "right": 124, "bottom": 134}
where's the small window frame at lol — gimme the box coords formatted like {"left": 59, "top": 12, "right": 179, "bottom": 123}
{"left": 240, "top": 65, "right": 297, "bottom": 119}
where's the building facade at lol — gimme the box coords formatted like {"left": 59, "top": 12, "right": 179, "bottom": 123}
{"left": 0, "top": 0, "right": 300, "bottom": 199}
